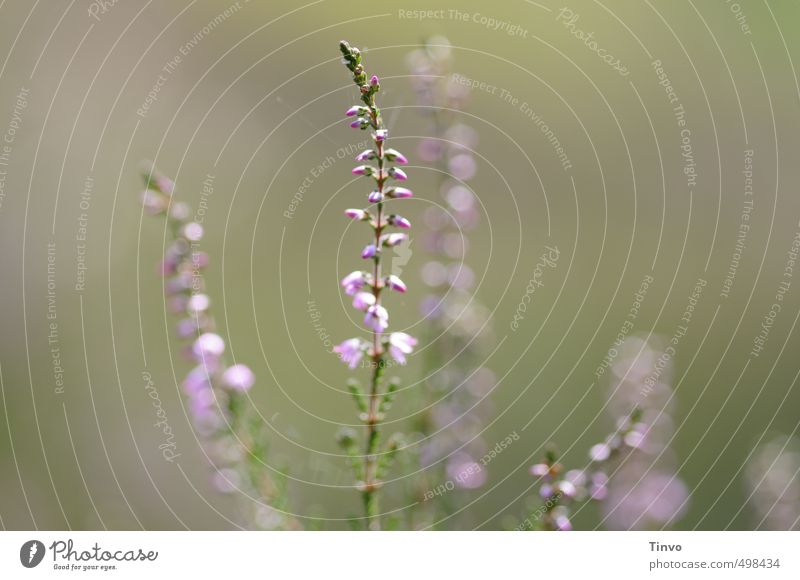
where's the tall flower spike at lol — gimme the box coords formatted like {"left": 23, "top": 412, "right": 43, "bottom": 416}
{"left": 335, "top": 41, "right": 416, "bottom": 530}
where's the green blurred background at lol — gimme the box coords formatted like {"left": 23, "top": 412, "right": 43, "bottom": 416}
{"left": 1, "top": 0, "right": 799, "bottom": 530}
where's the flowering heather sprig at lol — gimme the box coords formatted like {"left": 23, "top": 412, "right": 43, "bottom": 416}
{"left": 139, "top": 164, "right": 296, "bottom": 530}
{"left": 523, "top": 336, "right": 689, "bottom": 530}
{"left": 524, "top": 414, "right": 642, "bottom": 531}
{"left": 333, "top": 41, "right": 416, "bottom": 530}
{"left": 405, "top": 37, "right": 496, "bottom": 529}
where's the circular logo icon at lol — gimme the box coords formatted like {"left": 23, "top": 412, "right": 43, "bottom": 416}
{"left": 20, "top": 540, "right": 45, "bottom": 568}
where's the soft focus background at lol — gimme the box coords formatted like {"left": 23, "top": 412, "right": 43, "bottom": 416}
{"left": 1, "top": 0, "right": 799, "bottom": 530}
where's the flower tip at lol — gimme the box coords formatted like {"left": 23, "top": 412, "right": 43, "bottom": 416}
{"left": 345, "top": 208, "right": 367, "bottom": 220}
{"left": 361, "top": 244, "right": 377, "bottom": 259}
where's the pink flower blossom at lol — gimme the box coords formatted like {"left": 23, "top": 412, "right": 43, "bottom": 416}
{"left": 388, "top": 332, "right": 417, "bottom": 364}
{"left": 364, "top": 305, "right": 389, "bottom": 332}
{"left": 334, "top": 338, "right": 364, "bottom": 369}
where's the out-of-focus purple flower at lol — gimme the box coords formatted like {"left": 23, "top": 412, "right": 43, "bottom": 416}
{"left": 176, "top": 318, "right": 198, "bottom": 338}
{"left": 355, "top": 149, "right": 375, "bottom": 161}
{"left": 554, "top": 513, "right": 572, "bottom": 531}
{"left": 385, "top": 275, "right": 406, "bottom": 293}
{"left": 222, "top": 364, "right": 255, "bottom": 391}
{"left": 155, "top": 176, "right": 174, "bottom": 194}
{"left": 448, "top": 153, "right": 477, "bottom": 181}
{"left": 362, "top": 244, "right": 377, "bottom": 259}
{"left": 352, "top": 291, "right": 376, "bottom": 311}
{"left": 140, "top": 189, "right": 166, "bottom": 215}
{"left": 187, "top": 293, "right": 210, "bottom": 314}
{"left": 183, "top": 222, "right": 204, "bottom": 242}
{"left": 183, "top": 366, "right": 211, "bottom": 396}
{"left": 388, "top": 332, "right": 417, "bottom": 364}
{"left": 590, "top": 443, "right": 611, "bottom": 462}
{"left": 370, "top": 75, "right": 379, "bottom": 86}
{"left": 333, "top": 338, "right": 364, "bottom": 369}
{"left": 375, "top": 129, "right": 388, "bottom": 141}
{"left": 345, "top": 208, "right": 368, "bottom": 220}
{"left": 170, "top": 201, "right": 191, "bottom": 221}
{"left": 341, "top": 271, "right": 367, "bottom": 295}
{"left": 417, "top": 138, "right": 442, "bottom": 162}
{"left": 193, "top": 332, "right": 225, "bottom": 360}
{"left": 346, "top": 105, "right": 362, "bottom": 117}
{"left": 557, "top": 480, "right": 577, "bottom": 499}
{"left": 368, "top": 190, "right": 383, "bottom": 203}
{"left": 364, "top": 304, "right": 389, "bottom": 332}
{"left": 447, "top": 454, "right": 487, "bottom": 489}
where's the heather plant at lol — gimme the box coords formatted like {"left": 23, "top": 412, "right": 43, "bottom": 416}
{"left": 139, "top": 165, "right": 297, "bottom": 530}
{"left": 332, "top": 41, "right": 417, "bottom": 530}
{"left": 523, "top": 336, "right": 687, "bottom": 530}
{"left": 405, "top": 37, "right": 496, "bottom": 528}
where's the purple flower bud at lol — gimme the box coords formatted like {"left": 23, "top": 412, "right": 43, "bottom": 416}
{"left": 364, "top": 305, "right": 389, "bottom": 332}
{"left": 345, "top": 208, "right": 367, "bottom": 220}
{"left": 352, "top": 291, "right": 376, "bottom": 311}
{"left": 390, "top": 215, "right": 411, "bottom": 228}
{"left": 341, "top": 271, "right": 366, "bottom": 295}
{"left": 370, "top": 75, "right": 379, "bottom": 86}
{"left": 355, "top": 149, "right": 376, "bottom": 161}
{"left": 346, "top": 106, "right": 361, "bottom": 117}
{"left": 386, "top": 275, "right": 407, "bottom": 293}
{"left": 387, "top": 187, "right": 413, "bottom": 199}
{"left": 375, "top": 129, "right": 388, "bottom": 142}
{"left": 352, "top": 165, "right": 373, "bottom": 176}
{"left": 368, "top": 191, "right": 383, "bottom": 203}
{"left": 390, "top": 167, "right": 408, "bottom": 181}
{"left": 382, "top": 233, "right": 407, "bottom": 247}
{"left": 362, "top": 244, "right": 377, "bottom": 259}
{"left": 334, "top": 338, "right": 365, "bottom": 369}
{"left": 384, "top": 148, "right": 408, "bottom": 164}
{"left": 222, "top": 364, "right": 255, "bottom": 391}
{"left": 388, "top": 332, "right": 417, "bottom": 364}
{"left": 350, "top": 119, "right": 364, "bottom": 129}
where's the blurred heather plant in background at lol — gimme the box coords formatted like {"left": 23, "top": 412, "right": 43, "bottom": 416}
{"left": 523, "top": 335, "right": 688, "bottom": 530}
{"left": 139, "top": 165, "right": 297, "bottom": 530}
{"left": 746, "top": 435, "right": 800, "bottom": 530}
{"left": 332, "top": 41, "right": 416, "bottom": 530}
{"left": 404, "top": 37, "right": 496, "bottom": 529}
